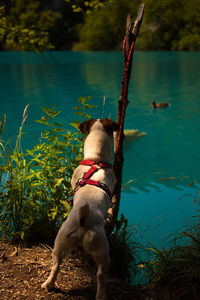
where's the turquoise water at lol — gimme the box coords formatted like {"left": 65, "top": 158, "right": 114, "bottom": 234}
{"left": 1, "top": 51, "right": 200, "bottom": 247}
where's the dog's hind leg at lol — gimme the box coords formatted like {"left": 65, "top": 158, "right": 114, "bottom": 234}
{"left": 41, "top": 227, "right": 69, "bottom": 290}
{"left": 96, "top": 257, "right": 109, "bottom": 300}
{"left": 83, "top": 228, "right": 110, "bottom": 300}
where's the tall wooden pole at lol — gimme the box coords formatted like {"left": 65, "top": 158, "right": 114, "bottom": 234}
{"left": 106, "top": 4, "right": 144, "bottom": 235}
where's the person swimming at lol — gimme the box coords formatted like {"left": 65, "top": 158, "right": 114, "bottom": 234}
{"left": 151, "top": 100, "right": 170, "bottom": 108}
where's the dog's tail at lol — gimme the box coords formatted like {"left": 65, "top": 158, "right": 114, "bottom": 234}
{"left": 66, "top": 203, "right": 90, "bottom": 238}
{"left": 79, "top": 203, "right": 90, "bottom": 227}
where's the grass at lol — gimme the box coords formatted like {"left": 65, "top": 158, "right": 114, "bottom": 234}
{"left": 142, "top": 214, "right": 200, "bottom": 299}
{"left": 108, "top": 214, "right": 142, "bottom": 284}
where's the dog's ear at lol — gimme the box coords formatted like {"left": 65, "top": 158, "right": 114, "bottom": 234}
{"left": 79, "top": 119, "right": 96, "bottom": 134}
{"left": 100, "top": 118, "right": 120, "bottom": 134}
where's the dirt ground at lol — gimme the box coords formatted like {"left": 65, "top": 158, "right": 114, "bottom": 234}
{"left": 0, "top": 241, "right": 151, "bottom": 300}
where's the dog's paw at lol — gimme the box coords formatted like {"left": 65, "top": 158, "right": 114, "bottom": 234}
{"left": 41, "top": 280, "right": 54, "bottom": 291}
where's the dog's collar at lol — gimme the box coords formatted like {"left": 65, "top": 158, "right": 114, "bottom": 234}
{"left": 74, "top": 160, "right": 113, "bottom": 200}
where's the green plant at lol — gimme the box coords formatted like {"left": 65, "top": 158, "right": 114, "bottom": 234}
{"left": 0, "top": 5, "right": 54, "bottom": 52}
{"left": 73, "top": 0, "right": 139, "bottom": 51}
{"left": 108, "top": 214, "right": 141, "bottom": 284}
{"left": 143, "top": 216, "right": 200, "bottom": 299}
{"left": 0, "top": 96, "right": 95, "bottom": 243}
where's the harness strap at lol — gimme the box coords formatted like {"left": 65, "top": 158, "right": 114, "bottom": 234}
{"left": 74, "top": 159, "right": 113, "bottom": 200}
{"left": 78, "top": 178, "right": 113, "bottom": 200}
{"left": 80, "top": 159, "right": 112, "bottom": 169}
{"left": 82, "top": 165, "right": 98, "bottom": 180}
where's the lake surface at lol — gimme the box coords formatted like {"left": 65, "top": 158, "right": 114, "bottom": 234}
{"left": 0, "top": 51, "right": 200, "bottom": 247}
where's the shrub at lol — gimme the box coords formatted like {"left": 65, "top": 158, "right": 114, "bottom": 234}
{"left": 0, "top": 96, "right": 95, "bottom": 243}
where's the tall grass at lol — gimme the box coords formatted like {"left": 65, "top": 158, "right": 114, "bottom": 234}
{"left": 142, "top": 214, "right": 200, "bottom": 299}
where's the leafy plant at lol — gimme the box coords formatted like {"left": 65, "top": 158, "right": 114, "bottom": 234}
{"left": 0, "top": 1, "right": 80, "bottom": 51}
{"left": 0, "top": 5, "right": 54, "bottom": 52}
{"left": 0, "top": 97, "right": 95, "bottom": 243}
{"left": 108, "top": 214, "right": 141, "bottom": 283}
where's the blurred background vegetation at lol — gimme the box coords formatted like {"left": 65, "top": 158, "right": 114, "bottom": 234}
{"left": 0, "top": 0, "right": 200, "bottom": 52}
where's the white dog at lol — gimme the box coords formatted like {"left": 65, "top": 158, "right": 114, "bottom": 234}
{"left": 42, "top": 118, "right": 119, "bottom": 300}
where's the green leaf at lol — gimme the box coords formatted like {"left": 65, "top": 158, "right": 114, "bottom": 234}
{"left": 20, "top": 231, "right": 24, "bottom": 240}
{"left": 41, "top": 106, "right": 55, "bottom": 116}
{"left": 51, "top": 110, "right": 61, "bottom": 118}
{"left": 70, "top": 121, "right": 80, "bottom": 130}
{"left": 74, "top": 112, "right": 84, "bottom": 116}
{"left": 85, "top": 113, "right": 92, "bottom": 119}
{"left": 22, "top": 218, "right": 30, "bottom": 225}
{"left": 35, "top": 116, "right": 48, "bottom": 125}
{"left": 52, "top": 128, "right": 65, "bottom": 134}
{"left": 53, "top": 122, "right": 62, "bottom": 127}
{"left": 72, "top": 106, "right": 83, "bottom": 110}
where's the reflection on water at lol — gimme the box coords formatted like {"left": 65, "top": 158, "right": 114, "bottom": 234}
{"left": 0, "top": 51, "right": 200, "bottom": 243}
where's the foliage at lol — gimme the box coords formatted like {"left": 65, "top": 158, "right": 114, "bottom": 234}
{"left": 72, "top": 0, "right": 200, "bottom": 51}
{"left": 142, "top": 216, "right": 200, "bottom": 298}
{"left": 73, "top": 0, "right": 139, "bottom": 51}
{"left": 0, "top": 97, "right": 95, "bottom": 243}
{"left": 137, "top": 0, "right": 200, "bottom": 51}
{"left": 0, "top": 4, "right": 54, "bottom": 52}
{"left": 0, "top": 0, "right": 80, "bottom": 51}
{"left": 1, "top": 0, "right": 200, "bottom": 51}
{"left": 66, "top": 0, "right": 114, "bottom": 14}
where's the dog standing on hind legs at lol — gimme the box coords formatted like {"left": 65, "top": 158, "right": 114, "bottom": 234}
{"left": 42, "top": 118, "right": 119, "bottom": 300}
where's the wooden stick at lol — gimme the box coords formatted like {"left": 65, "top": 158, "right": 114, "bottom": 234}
{"left": 105, "top": 4, "right": 144, "bottom": 235}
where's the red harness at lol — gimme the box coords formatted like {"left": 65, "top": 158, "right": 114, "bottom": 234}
{"left": 75, "top": 159, "right": 113, "bottom": 200}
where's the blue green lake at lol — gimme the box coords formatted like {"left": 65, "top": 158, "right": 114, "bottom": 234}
{"left": 0, "top": 51, "right": 200, "bottom": 247}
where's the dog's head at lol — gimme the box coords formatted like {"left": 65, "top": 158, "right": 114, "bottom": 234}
{"left": 79, "top": 118, "right": 119, "bottom": 136}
